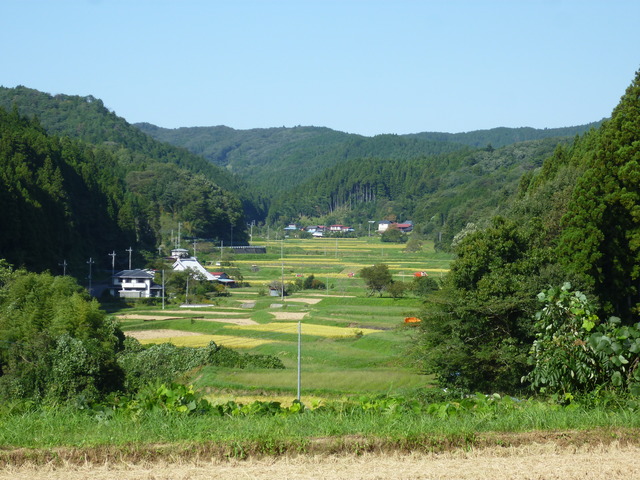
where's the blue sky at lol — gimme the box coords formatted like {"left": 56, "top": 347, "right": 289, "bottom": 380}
{"left": 2, "top": 0, "right": 639, "bottom": 136}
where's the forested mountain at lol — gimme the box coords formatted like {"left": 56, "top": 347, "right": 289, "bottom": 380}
{"left": 406, "top": 122, "right": 603, "bottom": 149}
{"left": 136, "top": 121, "right": 599, "bottom": 199}
{"left": 135, "top": 123, "right": 470, "bottom": 197}
{"left": 0, "top": 86, "right": 262, "bottom": 221}
{"left": 0, "top": 98, "right": 248, "bottom": 277}
{"left": 267, "top": 137, "right": 571, "bottom": 247}
{"left": 0, "top": 106, "right": 143, "bottom": 273}
{"left": 415, "top": 69, "right": 640, "bottom": 394}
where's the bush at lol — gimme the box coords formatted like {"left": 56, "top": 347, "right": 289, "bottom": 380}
{"left": 117, "top": 340, "right": 215, "bottom": 391}
{"left": 117, "top": 341, "right": 284, "bottom": 392}
{"left": 0, "top": 267, "right": 125, "bottom": 403}
{"left": 412, "top": 275, "right": 439, "bottom": 297}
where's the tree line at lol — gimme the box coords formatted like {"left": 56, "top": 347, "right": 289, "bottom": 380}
{"left": 414, "top": 69, "right": 640, "bottom": 397}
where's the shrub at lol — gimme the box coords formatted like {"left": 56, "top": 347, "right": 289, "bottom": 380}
{"left": 117, "top": 341, "right": 284, "bottom": 392}
{"left": 0, "top": 267, "right": 125, "bottom": 403}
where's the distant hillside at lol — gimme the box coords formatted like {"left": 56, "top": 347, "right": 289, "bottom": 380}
{"left": 135, "top": 124, "right": 469, "bottom": 196}
{"left": 406, "top": 123, "right": 604, "bottom": 148}
{"left": 136, "top": 121, "right": 601, "bottom": 199}
{"left": 268, "top": 136, "right": 572, "bottom": 248}
{"left": 0, "top": 86, "right": 261, "bottom": 222}
{"left": 0, "top": 86, "right": 250, "bottom": 255}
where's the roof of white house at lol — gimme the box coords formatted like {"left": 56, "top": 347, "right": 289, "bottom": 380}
{"left": 172, "top": 257, "right": 217, "bottom": 281}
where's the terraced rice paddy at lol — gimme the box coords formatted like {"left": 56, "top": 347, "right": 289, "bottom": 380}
{"left": 118, "top": 236, "right": 451, "bottom": 395}
{"left": 226, "top": 322, "right": 379, "bottom": 338}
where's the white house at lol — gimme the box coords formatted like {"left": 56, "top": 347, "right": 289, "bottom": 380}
{"left": 377, "top": 220, "right": 392, "bottom": 232}
{"left": 172, "top": 256, "right": 218, "bottom": 281}
{"left": 110, "top": 269, "right": 162, "bottom": 298}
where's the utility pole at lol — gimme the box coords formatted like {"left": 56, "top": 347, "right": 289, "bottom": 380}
{"left": 59, "top": 259, "right": 67, "bottom": 276}
{"left": 177, "top": 222, "right": 182, "bottom": 247}
{"left": 126, "top": 247, "right": 133, "bottom": 270}
{"left": 162, "top": 269, "right": 165, "bottom": 310}
{"left": 297, "top": 320, "right": 302, "bottom": 402}
{"left": 193, "top": 239, "right": 198, "bottom": 259}
{"left": 108, "top": 251, "right": 116, "bottom": 276}
{"left": 281, "top": 240, "right": 285, "bottom": 301}
{"left": 87, "top": 257, "right": 95, "bottom": 296}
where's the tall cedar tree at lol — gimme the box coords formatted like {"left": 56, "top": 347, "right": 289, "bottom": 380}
{"left": 559, "top": 69, "right": 640, "bottom": 320}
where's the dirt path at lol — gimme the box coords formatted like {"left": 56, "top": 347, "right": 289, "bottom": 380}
{"left": 2, "top": 443, "right": 639, "bottom": 479}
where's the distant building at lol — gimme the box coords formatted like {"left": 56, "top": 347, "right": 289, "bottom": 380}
{"left": 110, "top": 269, "right": 162, "bottom": 298}
{"left": 170, "top": 248, "right": 190, "bottom": 259}
{"left": 378, "top": 220, "right": 413, "bottom": 233}
{"left": 377, "top": 220, "right": 392, "bottom": 232}
{"left": 396, "top": 222, "right": 414, "bottom": 233}
{"left": 172, "top": 256, "right": 236, "bottom": 286}
{"left": 172, "top": 256, "right": 217, "bottom": 281}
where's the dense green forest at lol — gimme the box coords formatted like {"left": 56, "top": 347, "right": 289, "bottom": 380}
{"left": 266, "top": 137, "right": 574, "bottom": 247}
{"left": 136, "top": 122, "right": 598, "bottom": 200}
{"left": 406, "top": 122, "right": 603, "bottom": 148}
{"left": 135, "top": 124, "right": 470, "bottom": 197}
{"left": 0, "top": 105, "right": 247, "bottom": 276}
{"left": 0, "top": 86, "right": 262, "bottom": 223}
{"left": 137, "top": 118, "right": 599, "bottom": 239}
{"left": 415, "top": 69, "right": 640, "bottom": 395}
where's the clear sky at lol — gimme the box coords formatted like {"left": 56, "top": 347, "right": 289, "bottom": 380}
{"left": 2, "top": 0, "right": 639, "bottom": 136}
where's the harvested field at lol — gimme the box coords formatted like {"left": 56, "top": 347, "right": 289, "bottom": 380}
{"left": 227, "top": 322, "right": 378, "bottom": 337}
{"left": 149, "top": 307, "right": 244, "bottom": 317}
{"left": 124, "top": 330, "right": 271, "bottom": 348}
{"left": 270, "top": 311, "right": 309, "bottom": 320}
{"left": 125, "top": 329, "right": 200, "bottom": 340}
{"left": 305, "top": 293, "right": 356, "bottom": 298}
{"left": 2, "top": 443, "right": 639, "bottom": 479}
{"left": 115, "top": 314, "right": 182, "bottom": 321}
{"left": 197, "top": 317, "right": 258, "bottom": 325}
{"left": 285, "top": 297, "right": 323, "bottom": 304}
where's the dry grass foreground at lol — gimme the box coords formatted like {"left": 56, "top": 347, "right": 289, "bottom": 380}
{"left": 3, "top": 432, "right": 640, "bottom": 479}
{"left": 2, "top": 443, "right": 639, "bottom": 479}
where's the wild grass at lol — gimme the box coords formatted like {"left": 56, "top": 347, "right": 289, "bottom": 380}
{"left": 2, "top": 400, "right": 640, "bottom": 451}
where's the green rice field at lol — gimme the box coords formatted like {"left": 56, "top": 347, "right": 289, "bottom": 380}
{"left": 117, "top": 236, "right": 452, "bottom": 400}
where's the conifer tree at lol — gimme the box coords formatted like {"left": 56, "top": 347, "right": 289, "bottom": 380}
{"left": 559, "top": 70, "right": 640, "bottom": 319}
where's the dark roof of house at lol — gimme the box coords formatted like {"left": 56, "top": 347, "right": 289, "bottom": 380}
{"left": 113, "top": 269, "right": 154, "bottom": 278}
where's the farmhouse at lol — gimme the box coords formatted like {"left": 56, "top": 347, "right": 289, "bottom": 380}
{"left": 172, "top": 255, "right": 217, "bottom": 281}
{"left": 377, "top": 220, "right": 413, "bottom": 233}
{"left": 110, "top": 269, "right": 162, "bottom": 298}
{"left": 210, "top": 271, "right": 236, "bottom": 286}
{"left": 172, "top": 253, "right": 236, "bottom": 286}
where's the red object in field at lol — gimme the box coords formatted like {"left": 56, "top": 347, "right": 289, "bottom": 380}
{"left": 404, "top": 317, "right": 421, "bottom": 324}
{"left": 414, "top": 271, "right": 428, "bottom": 277}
